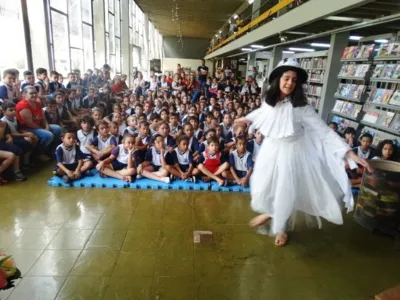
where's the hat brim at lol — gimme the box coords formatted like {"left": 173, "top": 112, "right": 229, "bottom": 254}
{"left": 268, "top": 65, "right": 308, "bottom": 84}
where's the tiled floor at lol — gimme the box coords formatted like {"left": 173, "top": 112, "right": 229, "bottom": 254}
{"left": 1, "top": 166, "right": 399, "bottom": 300}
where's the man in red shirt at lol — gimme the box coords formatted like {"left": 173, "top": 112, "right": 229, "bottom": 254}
{"left": 16, "top": 86, "right": 61, "bottom": 159}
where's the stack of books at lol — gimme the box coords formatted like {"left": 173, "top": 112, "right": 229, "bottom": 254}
{"left": 371, "top": 64, "right": 400, "bottom": 79}
{"left": 338, "top": 64, "right": 370, "bottom": 78}
{"left": 376, "top": 43, "right": 400, "bottom": 57}
{"left": 300, "top": 59, "right": 313, "bottom": 69}
{"left": 306, "top": 85, "right": 322, "bottom": 96}
{"left": 310, "top": 70, "right": 325, "bottom": 82}
{"left": 341, "top": 44, "right": 375, "bottom": 59}
{"left": 367, "top": 88, "right": 400, "bottom": 106}
{"left": 312, "top": 57, "right": 327, "bottom": 69}
{"left": 336, "top": 83, "right": 366, "bottom": 100}
{"left": 332, "top": 100, "right": 363, "bottom": 118}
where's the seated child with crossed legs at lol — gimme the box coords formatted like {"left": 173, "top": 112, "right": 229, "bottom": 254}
{"left": 54, "top": 130, "right": 93, "bottom": 183}
{"left": 86, "top": 120, "right": 117, "bottom": 162}
{"left": 96, "top": 134, "right": 137, "bottom": 182}
{"left": 222, "top": 136, "right": 253, "bottom": 187}
{"left": 192, "top": 136, "right": 229, "bottom": 186}
{"left": 166, "top": 135, "right": 196, "bottom": 183}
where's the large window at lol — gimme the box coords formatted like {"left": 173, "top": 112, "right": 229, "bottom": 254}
{"left": 0, "top": 0, "right": 28, "bottom": 73}
{"left": 48, "top": 0, "right": 94, "bottom": 75}
{"left": 105, "top": 0, "right": 121, "bottom": 74}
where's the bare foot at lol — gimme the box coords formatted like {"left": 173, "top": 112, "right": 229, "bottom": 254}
{"left": 202, "top": 176, "right": 211, "bottom": 182}
{"left": 274, "top": 232, "right": 288, "bottom": 247}
{"left": 217, "top": 178, "right": 225, "bottom": 186}
{"left": 123, "top": 175, "right": 132, "bottom": 182}
{"left": 249, "top": 215, "right": 271, "bottom": 228}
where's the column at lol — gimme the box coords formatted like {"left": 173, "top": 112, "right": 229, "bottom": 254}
{"left": 252, "top": 0, "right": 262, "bottom": 20}
{"left": 93, "top": 0, "right": 106, "bottom": 67}
{"left": 143, "top": 13, "right": 150, "bottom": 78}
{"left": 246, "top": 52, "right": 256, "bottom": 80}
{"left": 26, "top": 0, "right": 51, "bottom": 71}
{"left": 319, "top": 32, "right": 349, "bottom": 120}
{"left": 120, "top": 0, "right": 130, "bottom": 83}
{"left": 267, "top": 46, "right": 283, "bottom": 76}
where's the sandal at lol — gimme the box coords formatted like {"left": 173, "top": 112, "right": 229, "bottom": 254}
{"left": 275, "top": 232, "right": 288, "bottom": 247}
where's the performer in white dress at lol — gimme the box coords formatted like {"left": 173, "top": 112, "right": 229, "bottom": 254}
{"left": 235, "top": 58, "right": 371, "bottom": 246}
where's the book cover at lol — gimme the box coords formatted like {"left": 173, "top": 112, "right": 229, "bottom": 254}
{"left": 347, "top": 64, "right": 356, "bottom": 76}
{"left": 389, "top": 90, "right": 400, "bottom": 106}
{"left": 356, "top": 45, "right": 367, "bottom": 58}
{"left": 338, "top": 64, "right": 348, "bottom": 76}
{"left": 341, "top": 47, "right": 349, "bottom": 59}
{"left": 336, "top": 83, "right": 344, "bottom": 95}
{"left": 378, "top": 43, "right": 394, "bottom": 57}
{"left": 390, "top": 113, "right": 400, "bottom": 131}
{"left": 372, "top": 64, "right": 385, "bottom": 78}
{"left": 372, "top": 135, "right": 384, "bottom": 147}
{"left": 340, "top": 84, "right": 351, "bottom": 97}
{"left": 373, "top": 88, "right": 386, "bottom": 103}
{"left": 382, "top": 89, "right": 394, "bottom": 104}
{"left": 346, "top": 46, "right": 355, "bottom": 59}
{"left": 342, "top": 102, "right": 355, "bottom": 115}
{"left": 333, "top": 100, "right": 345, "bottom": 112}
{"left": 382, "top": 64, "right": 396, "bottom": 78}
{"left": 352, "top": 47, "right": 361, "bottom": 59}
{"left": 391, "top": 43, "right": 400, "bottom": 57}
{"left": 391, "top": 65, "right": 400, "bottom": 79}
{"left": 367, "top": 88, "right": 377, "bottom": 102}
{"left": 355, "top": 64, "right": 370, "bottom": 78}
{"left": 352, "top": 104, "right": 362, "bottom": 118}
{"left": 363, "top": 112, "right": 380, "bottom": 124}
{"left": 353, "top": 85, "right": 364, "bottom": 99}
{"left": 362, "top": 44, "right": 375, "bottom": 58}
{"left": 378, "top": 111, "right": 395, "bottom": 128}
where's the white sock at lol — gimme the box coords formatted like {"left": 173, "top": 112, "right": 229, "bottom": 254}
{"left": 162, "top": 177, "right": 170, "bottom": 184}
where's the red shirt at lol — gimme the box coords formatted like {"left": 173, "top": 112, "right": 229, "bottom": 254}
{"left": 112, "top": 82, "right": 125, "bottom": 93}
{"left": 16, "top": 99, "right": 44, "bottom": 128}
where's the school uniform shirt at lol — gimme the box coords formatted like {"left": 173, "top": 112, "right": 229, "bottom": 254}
{"left": 247, "top": 139, "right": 262, "bottom": 161}
{"left": 0, "top": 82, "right": 16, "bottom": 103}
{"left": 20, "top": 82, "right": 34, "bottom": 92}
{"left": 43, "top": 107, "right": 61, "bottom": 125}
{"left": 139, "top": 135, "right": 151, "bottom": 146}
{"left": 119, "top": 123, "right": 127, "bottom": 136}
{"left": 188, "top": 136, "right": 200, "bottom": 153}
{"left": 148, "top": 81, "right": 158, "bottom": 91}
{"left": 111, "top": 144, "right": 137, "bottom": 164}
{"left": 69, "top": 97, "right": 81, "bottom": 111}
{"left": 111, "top": 134, "right": 123, "bottom": 144}
{"left": 48, "top": 81, "right": 62, "bottom": 94}
{"left": 36, "top": 80, "right": 47, "bottom": 93}
{"left": 125, "top": 107, "right": 135, "bottom": 116}
{"left": 169, "top": 124, "right": 182, "bottom": 135}
{"left": 90, "top": 135, "right": 118, "bottom": 151}
{"left": 145, "top": 146, "right": 171, "bottom": 167}
{"left": 56, "top": 143, "right": 85, "bottom": 165}
{"left": 171, "top": 148, "right": 193, "bottom": 169}
{"left": 240, "top": 86, "right": 250, "bottom": 95}
{"left": 220, "top": 123, "right": 233, "bottom": 141}
{"left": 229, "top": 150, "right": 253, "bottom": 172}
{"left": 194, "top": 128, "right": 203, "bottom": 141}
{"left": 149, "top": 126, "right": 157, "bottom": 136}
{"left": 1, "top": 116, "right": 20, "bottom": 134}
{"left": 77, "top": 129, "right": 96, "bottom": 155}
{"left": 57, "top": 104, "right": 71, "bottom": 121}
{"left": 81, "top": 96, "right": 96, "bottom": 109}
{"left": 164, "top": 135, "right": 176, "bottom": 148}
{"left": 66, "top": 82, "right": 78, "bottom": 89}
{"left": 123, "top": 127, "right": 138, "bottom": 136}
{"left": 352, "top": 146, "right": 374, "bottom": 160}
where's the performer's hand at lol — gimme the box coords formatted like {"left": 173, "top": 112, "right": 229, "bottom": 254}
{"left": 234, "top": 117, "right": 251, "bottom": 127}
{"left": 346, "top": 151, "right": 373, "bottom": 173}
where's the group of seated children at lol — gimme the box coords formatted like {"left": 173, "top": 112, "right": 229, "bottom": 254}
{"left": 54, "top": 109, "right": 262, "bottom": 187}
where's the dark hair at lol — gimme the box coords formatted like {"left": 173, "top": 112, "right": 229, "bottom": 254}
{"left": 360, "top": 133, "right": 373, "bottom": 142}
{"left": 98, "top": 120, "right": 109, "bottom": 128}
{"left": 263, "top": 73, "right": 307, "bottom": 107}
{"left": 2, "top": 102, "right": 16, "bottom": 111}
{"left": 205, "top": 128, "right": 216, "bottom": 137}
{"left": 3, "top": 69, "right": 16, "bottom": 78}
{"left": 152, "top": 134, "right": 163, "bottom": 143}
{"left": 62, "top": 128, "right": 77, "bottom": 137}
{"left": 188, "top": 116, "right": 199, "bottom": 123}
{"left": 79, "top": 115, "right": 95, "bottom": 127}
{"left": 176, "top": 135, "right": 189, "bottom": 145}
{"left": 150, "top": 113, "right": 160, "bottom": 121}
{"left": 50, "top": 71, "right": 59, "bottom": 77}
{"left": 139, "top": 121, "right": 149, "bottom": 128}
{"left": 235, "top": 136, "right": 247, "bottom": 145}
{"left": 183, "top": 123, "right": 193, "bottom": 130}
{"left": 207, "top": 136, "right": 219, "bottom": 146}
{"left": 169, "top": 112, "right": 179, "bottom": 119}
{"left": 377, "top": 139, "right": 395, "bottom": 160}
{"left": 36, "top": 68, "right": 47, "bottom": 76}
{"left": 343, "top": 126, "right": 356, "bottom": 135}
{"left": 122, "top": 133, "right": 135, "bottom": 142}
{"left": 46, "top": 97, "right": 57, "bottom": 105}
{"left": 69, "top": 88, "right": 77, "bottom": 94}
{"left": 23, "top": 70, "right": 33, "bottom": 77}
{"left": 329, "top": 122, "right": 339, "bottom": 130}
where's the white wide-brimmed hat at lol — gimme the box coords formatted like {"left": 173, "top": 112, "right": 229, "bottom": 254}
{"left": 269, "top": 57, "right": 308, "bottom": 84}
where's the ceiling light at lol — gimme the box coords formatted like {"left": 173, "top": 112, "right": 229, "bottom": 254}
{"left": 215, "top": 34, "right": 218, "bottom": 37}
{"left": 282, "top": 51, "right": 295, "bottom": 54}
{"left": 228, "top": 20, "right": 231, "bottom": 24}
{"left": 349, "top": 35, "right": 363, "bottom": 40}
{"left": 251, "top": 45, "right": 264, "bottom": 49}
{"left": 219, "top": 31, "right": 222, "bottom": 34}
{"left": 241, "top": 48, "right": 252, "bottom": 51}
{"left": 325, "top": 16, "right": 363, "bottom": 22}
{"left": 289, "top": 47, "right": 315, "bottom": 52}
{"left": 311, "top": 43, "right": 330, "bottom": 48}
{"left": 374, "top": 39, "right": 389, "bottom": 43}
{"left": 233, "top": 14, "right": 238, "bottom": 19}
{"left": 286, "top": 31, "right": 310, "bottom": 35}
{"left": 248, "top": 0, "right": 254, "bottom": 4}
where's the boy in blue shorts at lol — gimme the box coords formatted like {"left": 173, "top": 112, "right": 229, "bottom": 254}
{"left": 166, "top": 135, "right": 196, "bottom": 182}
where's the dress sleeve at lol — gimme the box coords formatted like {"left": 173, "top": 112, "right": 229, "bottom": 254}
{"left": 301, "top": 105, "right": 350, "bottom": 159}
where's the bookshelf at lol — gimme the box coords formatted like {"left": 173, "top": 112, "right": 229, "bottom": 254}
{"left": 295, "top": 50, "right": 329, "bottom": 112}
{"left": 329, "top": 41, "right": 400, "bottom": 143}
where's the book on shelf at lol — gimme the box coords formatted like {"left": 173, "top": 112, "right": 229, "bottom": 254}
{"left": 362, "top": 111, "right": 380, "bottom": 124}
{"left": 372, "top": 135, "right": 384, "bottom": 147}
{"left": 307, "top": 96, "right": 320, "bottom": 109}
{"left": 354, "top": 64, "right": 370, "bottom": 78}
{"left": 345, "top": 46, "right": 356, "bottom": 59}
{"left": 392, "top": 65, "right": 400, "bottom": 79}
{"left": 333, "top": 100, "right": 345, "bottom": 112}
{"left": 342, "top": 102, "right": 355, "bottom": 115}
{"left": 353, "top": 104, "right": 363, "bottom": 118}
{"left": 372, "top": 88, "right": 385, "bottom": 103}
{"left": 357, "top": 44, "right": 375, "bottom": 59}
{"left": 382, "top": 89, "right": 394, "bottom": 104}
{"left": 377, "top": 111, "right": 395, "bottom": 128}
{"left": 390, "top": 113, "right": 400, "bottom": 131}
{"left": 336, "top": 83, "right": 365, "bottom": 99}
{"left": 389, "top": 90, "right": 400, "bottom": 106}
{"left": 312, "top": 57, "right": 327, "bottom": 69}
{"left": 332, "top": 115, "right": 358, "bottom": 132}
{"left": 361, "top": 127, "right": 376, "bottom": 138}
{"left": 372, "top": 64, "right": 385, "bottom": 78}
{"left": 354, "top": 85, "right": 365, "bottom": 99}
{"left": 377, "top": 43, "right": 395, "bottom": 57}
{"left": 341, "top": 47, "right": 350, "bottom": 59}
{"left": 391, "top": 43, "right": 400, "bottom": 57}
{"left": 382, "top": 64, "right": 396, "bottom": 78}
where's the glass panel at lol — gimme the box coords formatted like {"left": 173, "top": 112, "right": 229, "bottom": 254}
{"left": 104, "top": 0, "right": 109, "bottom": 32}
{"left": 116, "top": 38, "right": 121, "bottom": 73}
{"left": 110, "top": 55, "right": 116, "bottom": 75}
{"left": 81, "top": 0, "right": 92, "bottom": 24}
{"left": 68, "top": 0, "right": 83, "bottom": 48}
{"left": 115, "top": 0, "right": 120, "bottom": 37}
{"left": 51, "top": 10, "right": 70, "bottom": 75}
{"left": 83, "top": 24, "right": 94, "bottom": 70}
{"left": 129, "top": 27, "right": 133, "bottom": 44}
{"left": 71, "top": 48, "right": 84, "bottom": 71}
{"left": 129, "top": 1, "right": 132, "bottom": 27}
{"left": 50, "top": 0, "right": 67, "bottom": 12}
{"left": 106, "top": 34, "right": 110, "bottom": 62}
{"left": 108, "top": 0, "right": 114, "bottom": 13}
{"left": 0, "top": 0, "right": 27, "bottom": 73}
{"left": 108, "top": 13, "right": 115, "bottom": 54}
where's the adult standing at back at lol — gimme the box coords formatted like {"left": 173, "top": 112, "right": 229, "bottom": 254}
{"left": 197, "top": 59, "right": 209, "bottom": 87}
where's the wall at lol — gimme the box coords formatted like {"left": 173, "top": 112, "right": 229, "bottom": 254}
{"left": 163, "top": 37, "right": 209, "bottom": 59}
{"left": 162, "top": 58, "right": 213, "bottom": 75}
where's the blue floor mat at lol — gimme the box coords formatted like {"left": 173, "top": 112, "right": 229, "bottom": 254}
{"left": 210, "top": 181, "right": 250, "bottom": 193}
{"left": 129, "top": 178, "right": 209, "bottom": 190}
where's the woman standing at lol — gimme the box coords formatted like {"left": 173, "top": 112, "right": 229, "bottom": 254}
{"left": 235, "top": 58, "right": 370, "bottom": 246}
{"left": 187, "top": 74, "right": 201, "bottom": 104}
{"left": 133, "top": 72, "right": 145, "bottom": 95}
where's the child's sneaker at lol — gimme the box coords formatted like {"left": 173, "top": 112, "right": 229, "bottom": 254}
{"left": 13, "top": 170, "right": 26, "bottom": 181}
{"left": 162, "top": 177, "right": 170, "bottom": 184}
{"left": 62, "top": 175, "right": 71, "bottom": 183}
{"left": 136, "top": 174, "right": 142, "bottom": 179}
{"left": 169, "top": 174, "right": 176, "bottom": 181}
{"left": 227, "top": 180, "right": 236, "bottom": 186}
{"left": 184, "top": 177, "right": 193, "bottom": 183}
{"left": 192, "top": 176, "right": 197, "bottom": 183}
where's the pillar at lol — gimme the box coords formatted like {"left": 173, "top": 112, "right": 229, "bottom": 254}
{"left": 120, "top": 0, "right": 130, "bottom": 83}
{"left": 252, "top": 0, "right": 262, "bottom": 20}
{"left": 267, "top": 46, "right": 283, "bottom": 77}
{"left": 93, "top": 0, "right": 106, "bottom": 68}
{"left": 319, "top": 32, "right": 350, "bottom": 120}
{"left": 246, "top": 52, "right": 256, "bottom": 80}
{"left": 143, "top": 13, "right": 150, "bottom": 78}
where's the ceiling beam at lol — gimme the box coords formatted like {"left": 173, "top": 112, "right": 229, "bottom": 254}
{"left": 205, "top": 0, "right": 375, "bottom": 59}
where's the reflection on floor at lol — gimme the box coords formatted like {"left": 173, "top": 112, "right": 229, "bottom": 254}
{"left": 1, "top": 166, "right": 399, "bottom": 300}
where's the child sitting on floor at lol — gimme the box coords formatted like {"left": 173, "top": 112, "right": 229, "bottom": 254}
{"left": 169, "top": 112, "right": 182, "bottom": 139}
{"left": 193, "top": 135, "right": 229, "bottom": 186}
{"left": 188, "top": 116, "right": 203, "bottom": 141}
{"left": 86, "top": 120, "right": 117, "bottom": 162}
{"left": 109, "top": 121, "right": 123, "bottom": 144}
{"left": 183, "top": 123, "right": 200, "bottom": 161}
{"left": 156, "top": 121, "right": 176, "bottom": 152}
{"left": 220, "top": 112, "right": 233, "bottom": 141}
{"left": 77, "top": 115, "right": 96, "bottom": 159}
{"left": 96, "top": 134, "right": 138, "bottom": 182}
{"left": 91, "top": 107, "right": 103, "bottom": 128}
{"left": 54, "top": 130, "right": 93, "bottom": 183}
{"left": 222, "top": 136, "right": 253, "bottom": 188}
{"left": 247, "top": 129, "right": 263, "bottom": 162}
{"left": 372, "top": 140, "right": 396, "bottom": 161}
{"left": 124, "top": 115, "right": 138, "bottom": 136}
{"left": 137, "top": 134, "right": 170, "bottom": 183}
{"left": 166, "top": 135, "right": 196, "bottom": 182}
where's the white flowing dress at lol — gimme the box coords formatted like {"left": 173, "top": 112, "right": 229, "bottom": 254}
{"left": 246, "top": 99, "right": 354, "bottom": 235}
